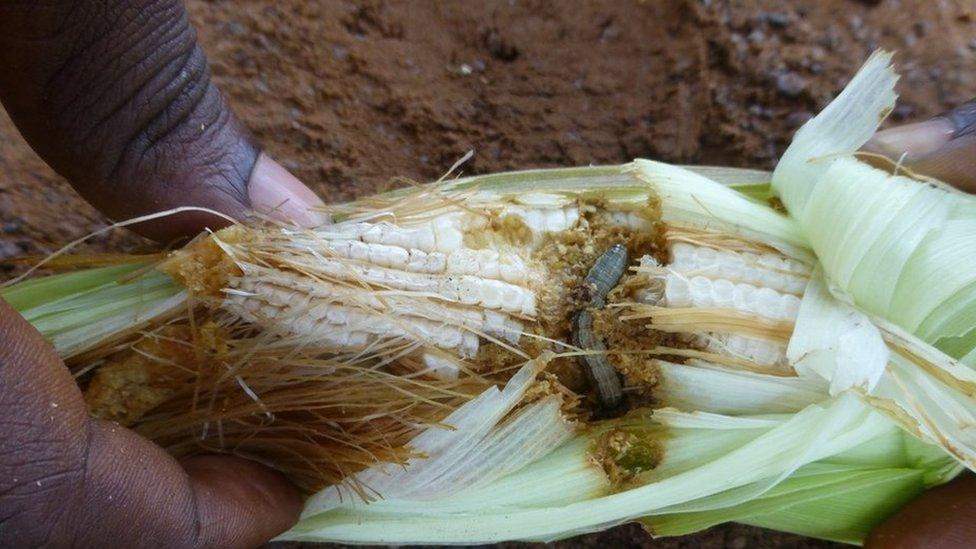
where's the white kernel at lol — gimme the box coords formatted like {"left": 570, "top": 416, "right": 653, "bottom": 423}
{"left": 346, "top": 332, "right": 369, "bottom": 347}
{"left": 690, "top": 276, "right": 713, "bottom": 307}
{"left": 479, "top": 279, "right": 506, "bottom": 309}
{"left": 781, "top": 294, "right": 801, "bottom": 320}
{"left": 481, "top": 260, "right": 500, "bottom": 279}
{"left": 447, "top": 250, "right": 480, "bottom": 275}
{"left": 414, "top": 227, "right": 437, "bottom": 251}
{"left": 329, "top": 240, "right": 351, "bottom": 256}
{"left": 565, "top": 208, "right": 581, "bottom": 229}
{"left": 712, "top": 279, "right": 735, "bottom": 307}
{"left": 457, "top": 277, "right": 481, "bottom": 305}
{"left": 695, "top": 246, "right": 717, "bottom": 264}
{"left": 366, "top": 244, "right": 395, "bottom": 267}
{"left": 783, "top": 276, "right": 808, "bottom": 295}
{"left": 362, "top": 224, "right": 383, "bottom": 243}
{"left": 460, "top": 214, "right": 489, "bottom": 231}
{"left": 426, "top": 252, "right": 447, "bottom": 273}
{"left": 309, "top": 302, "right": 332, "bottom": 319}
{"left": 460, "top": 332, "right": 480, "bottom": 358}
{"left": 755, "top": 287, "right": 780, "bottom": 319}
{"left": 733, "top": 283, "right": 756, "bottom": 311}
{"left": 759, "top": 269, "right": 781, "bottom": 290}
{"left": 477, "top": 249, "right": 500, "bottom": 263}
{"left": 422, "top": 353, "right": 460, "bottom": 380}
{"left": 293, "top": 316, "right": 315, "bottom": 334}
{"left": 500, "top": 283, "right": 522, "bottom": 310}
{"left": 407, "top": 249, "right": 429, "bottom": 272}
{"left": 543, "top": 209, "right": 567, "bottom": 231}
{"left": 499, "top": 262, "right": 525, "bottom": 285}
{"left": 520, "top": 209, "right": 545, "bottom": 232}
{"left": 256, "top": 304, "right": 276, "bottom": 319}
{"left": 349, "top": 241, "right": 369, "bottom": 261}
{"left": 435, "top": 327, "right": 462, "bottom": 349}
{"left": 716, "top": 253, "right": 743, "bottom": 280}
{"left": 639, "top": 255, "right": 660, "bottom": 270}
{"left": 435, "top": 228, "right": 464, "bottom": 253}
{"left": 484, "top": 310, "right": 523, "bottom": 343}
{"left": 671, "top": 243, "right": 695, "bottom": 262}
{"left": 326, "top": 307, "right": 349, "bottom": 324}
{"left": 664, "top": 274, "right": 691, "bottom": 307}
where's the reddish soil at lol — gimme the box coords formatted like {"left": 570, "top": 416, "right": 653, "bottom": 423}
{"left": 1, "top": 0, "right": 974, "bottom": 547}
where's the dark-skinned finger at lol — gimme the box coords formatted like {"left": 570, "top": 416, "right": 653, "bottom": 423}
{"left": 0, "top": 298, "right": 301, "bottom": 547}
{"left": 864, "top": 100, "right": 976, "bottom": 192}
{"left": 72, "top": 420, "right": 301, "bottom": 548}
{"left": 867, "top": 474, "right": 976, "bottom": 549}
{"left": 0, "top": 1, "right": 324, "bottom": 242}
{"left": 183, "top": 455, "right": 302, "bottom": 547}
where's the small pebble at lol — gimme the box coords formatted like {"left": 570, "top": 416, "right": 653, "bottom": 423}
{"left": 775, "top": 71, "right": 807, "bottom": 98}
{"left": 0, "top": 240, "right": 22, "bottom": 259}
{"left": 765, "top": 12, "right": 790, "bottom": 28}
{"left": 748, "top": 104, "right": 773, "bottom": 120}
{"left": 225, "top": 21, "right": 246, "bottom": 36}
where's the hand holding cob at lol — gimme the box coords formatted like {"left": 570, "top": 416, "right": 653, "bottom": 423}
{"left": 0, "top": 0, "right": 318, "bottom": 545}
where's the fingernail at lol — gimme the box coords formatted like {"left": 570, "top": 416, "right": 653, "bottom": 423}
{"left": 864, "top": 118, "right": 955, "bottom": 161}
{"left": 248, "top": 153, "right": 329, "bottom": 227}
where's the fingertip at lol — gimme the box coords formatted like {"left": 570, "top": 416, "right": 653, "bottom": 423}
{"left": 908, "top": 133, "right": 976, "bottom": 192}
{"left": 183, "top": 454, "right": 302, "bottom": 548}
{"left": 248, "top": 153, "right": 330, "bottom": 228}
{"left": 863, "top": 100, "right": 976, "bottom": 192}
{"left": 863, "top": 118, "right": 955, "bottom": 161}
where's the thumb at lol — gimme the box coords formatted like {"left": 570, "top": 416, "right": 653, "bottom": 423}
{"left": 0, "top": 298, "right": 301, "bottom": 547}
{"left": 80, "top": 420, "right": 303, "bottom": 548}
{"left": 0, "top": 1, "right": 326, "bottom": 242}
{"left": 182, "top": 455, "right": 302, "bottom": 548}
{"left": 864, "top": 100, "right": 976, "bottom": 192}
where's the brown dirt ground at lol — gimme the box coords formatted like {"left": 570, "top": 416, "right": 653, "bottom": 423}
{"left": 1, "top": 0, "right": 974, "bottom": 547}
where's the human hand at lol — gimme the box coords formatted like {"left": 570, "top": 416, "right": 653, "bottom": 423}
{"left": 863, "top": 100, "right": 976, "bottom": 548}
{"left": 0, "top": 0, "right": 326, "bottom": 242}
{"left": 0, "top": 298, "right": 301, "bottom": 547}
{"left": 0, "top": 1, "right": 319, "bottom": 546}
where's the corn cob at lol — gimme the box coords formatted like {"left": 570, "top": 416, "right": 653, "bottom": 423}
{"left": 6, "top": 50, "right": 975, "bottom": 546}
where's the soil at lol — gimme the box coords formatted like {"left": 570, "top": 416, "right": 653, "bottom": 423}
{"left": 1, "top": 0, "right": 974, "bottom": 547}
